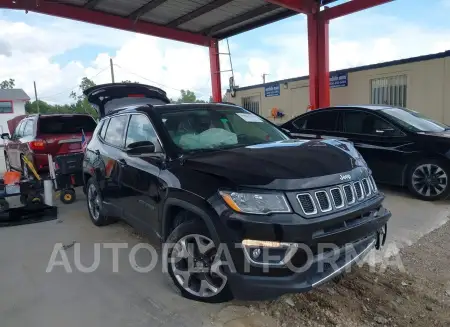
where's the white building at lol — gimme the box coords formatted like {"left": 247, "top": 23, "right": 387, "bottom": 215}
{"left": 0, "top": 89, "right": 30, "bottom": 135}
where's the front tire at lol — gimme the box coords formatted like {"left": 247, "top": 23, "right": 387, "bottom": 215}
{"left": 166, "top": 219, "right": 232, "bottom": 303}
{"left": 86, "top": 177, "right": 114, "bottom": 226}
{"left": 407, "top": 159, "right": 450, "bottom": 201}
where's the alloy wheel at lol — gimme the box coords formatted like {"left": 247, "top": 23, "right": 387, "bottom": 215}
{"left": 87, "top": 183, "right": 101, "bottom": 220}
{"left": 170, "top": 234, "right": 227, "bottom": 298}
{"left": 412, "top": 164, "right": 448, "bottom": 197}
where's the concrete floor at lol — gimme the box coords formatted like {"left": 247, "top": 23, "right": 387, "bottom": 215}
{"left": 0, "top": 150, "right": 449, "bottom": 327}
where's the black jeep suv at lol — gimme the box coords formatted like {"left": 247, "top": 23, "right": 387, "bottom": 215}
{"left": 82, "top": 83, "right": 391, "bottom": 303}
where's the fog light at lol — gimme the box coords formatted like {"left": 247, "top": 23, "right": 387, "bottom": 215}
{"left": 252, "top": 248, "right": 261, "bottom": 259}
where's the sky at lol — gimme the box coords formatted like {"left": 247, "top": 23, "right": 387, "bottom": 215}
{"left": 0, "top": 0, "right": 450, "bottom": 104}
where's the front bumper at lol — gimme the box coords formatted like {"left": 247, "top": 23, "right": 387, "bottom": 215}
{"left": 227, "top": 232, "right": 378, "bottom": 300}
{"left": 213, "top": 194, "right": 391, "bottom": 300}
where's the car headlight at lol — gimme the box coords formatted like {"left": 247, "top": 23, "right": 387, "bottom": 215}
{"left": 219, "top": 191, "right": 291, "bottom": 214}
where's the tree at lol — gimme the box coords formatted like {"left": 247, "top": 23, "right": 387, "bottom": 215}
{"left": 175, "top": 89, "right": 209, "bottom": 104}
{"left": 70, "top": 77, "right": 98, "bottom": 118}
{"left": 0, "top": 78, "right": 15, "bottom": 89}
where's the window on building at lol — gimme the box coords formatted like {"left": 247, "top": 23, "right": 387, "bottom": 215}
{"left": 0, "top": 101, "right": 13, "bottom": 113}
{"left": 241, "top": 96, "right": 260, "bottom": 115}
{"left": 370, "top": 75, "right": 407, "bottom": 107}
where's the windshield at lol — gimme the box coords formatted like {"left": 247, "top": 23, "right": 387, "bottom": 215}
{"left": 158, "top": 107, "right": 289, "bottom": 152}
{"left": 380, "top": 107, "right": 448, "bottom": 133}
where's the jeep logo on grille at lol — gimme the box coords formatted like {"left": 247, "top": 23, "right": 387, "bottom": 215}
{"left": 340, "top": 174, "right": 351, "bottom": 181}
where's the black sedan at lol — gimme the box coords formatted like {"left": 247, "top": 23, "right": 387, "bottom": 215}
{"left": 281, "top": 105, "right": 450, "bottom": 201}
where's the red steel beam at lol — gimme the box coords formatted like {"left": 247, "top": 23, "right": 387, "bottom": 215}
{"left": 209, "top": 39, "right": 222, "bottom": 102}
{"left": 321, "top": 0, "right": 393, "bottom": 20}
{"left": 265, "top": 0, "right": 316, "bottom": 13}
{"left": 307, "top": 10, "right": 330, "bottom": 109}
{"left": 0, "top": 0, "right": 211, "bottom": 46}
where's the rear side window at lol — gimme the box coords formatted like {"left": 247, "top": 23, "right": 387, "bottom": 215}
{"left": 104, "top": 115, "right": 129, "bottom": 147}
{"left": 294, "top": 111, "right": 339, "bottom": 132}
{"left": 23, "top": 120, "right": 34, "bottom": 136}
{"left": 38, "top": 116, "right": 97, "bottom": 134}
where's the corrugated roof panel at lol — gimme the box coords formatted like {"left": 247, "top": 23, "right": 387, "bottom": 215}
{"left": 178, "top": 0, "right": 267, "bottom": 32}
{"left": 212, "top": 7, "right": 290, "bottom": 35}
{"left": 140, "top": 0, "right": 211, "bottom": 25}
{"left": 96, "top": 0, "right": 149, "bottom": 16}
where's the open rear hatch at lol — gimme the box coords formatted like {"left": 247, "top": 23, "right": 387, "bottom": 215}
{"left": 83, "top": 83, "right": 171, "bottom": 118}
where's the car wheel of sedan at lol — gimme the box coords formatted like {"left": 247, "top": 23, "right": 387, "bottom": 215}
{"left": 86, "top": 177, "right": 114, "bottom": 226}
{"left": 166, "top": 219, "right": 233, "bottom": 303}
{"left": 407, "top": 159, "right": 450, "bottom": 201}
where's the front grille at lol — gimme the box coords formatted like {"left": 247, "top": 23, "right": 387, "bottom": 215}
{"left": 297, "top": 194, "right": 317, "bottom": 215}
{"left": 343, "top": 184, "right": 355, "bottom": 204}
{"left": 296, "top": 175, "right": 377, "bottom": 216}
{"left": 315, "top": 191, "right": 331, "bottom": 212}
{"left": 369, "top": 176, "right": 378, "bottom": 193}
{"left": 330, "top": 188, "right": 344, "bottom": 208}
{"left": 354, "top": 181, "right": 364, "bottom": 200}
{"left": 362, "top": 178, "right": 371, "bottom": 196}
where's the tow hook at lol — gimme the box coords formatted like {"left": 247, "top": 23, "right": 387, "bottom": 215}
{"left": 375, "top": 224, "right": 387, "bottom": 250}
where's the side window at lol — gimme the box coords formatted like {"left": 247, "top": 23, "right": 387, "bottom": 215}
{"left": 23, "top": 120, "right": 34, "bottom": 137}
{"left": 104, "top": 115, "right": 129, "bottom": 147}
{"left": 293, "top": 111, "right": 339, "bottom": 132}
{"left": 99, "top": 119, "right": 109, "bottom": 140}
{"left": 13, "top": 121, "right": 25, "bottom": 138}
{"left": 125, "top": 115, "right": 160, "bottom": 148}
{"left": 343, "top": 111, "right": 400, "bottom": 135}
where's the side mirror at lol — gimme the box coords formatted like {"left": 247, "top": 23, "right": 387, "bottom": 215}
{"left": 1, "top": 133, "right": 10, "bottom": 140}
{"left": 126, "top": 141, "right": 155, "bottom": 156}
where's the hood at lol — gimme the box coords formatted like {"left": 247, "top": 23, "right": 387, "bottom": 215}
{"left": 184, "top": 139, "right": 368, "bottom": 189}
{"left": 7, "top": 115, "right": 27, "bottom": 134}
{"left": 84, "top": 83, "right": 170, "bottom": 117}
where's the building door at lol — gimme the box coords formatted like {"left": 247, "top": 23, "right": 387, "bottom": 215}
{"left": 290, "top": 86, "right": 309, "bottom": 119}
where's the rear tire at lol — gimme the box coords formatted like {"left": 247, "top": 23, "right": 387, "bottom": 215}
{"left": 165, "top": 219, "right": 233, "bottom": 303}
{"left": 407, "top": 159, "right": 450, "bottom": 201}
{"left": 86, "top": 177, "right": 114, "bottom": 226}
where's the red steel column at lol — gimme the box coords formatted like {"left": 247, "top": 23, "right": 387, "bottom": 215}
{"left": 317, "top": 17, "right": 330, "bottom": 108}
{"left": 307, "top": 11, "right": 330, "bottom": 109}
{"left": 307, "top": 13, "right": 318, "bottom": 110}
{"left": 209, "top": 39, "right": 222, "bottom": 102}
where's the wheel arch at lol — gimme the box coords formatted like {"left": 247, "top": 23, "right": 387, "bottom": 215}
{"left": 162, "top": 197, "right": 220, "bottom": 244}
{"left": 402, "top": 154, "right": 450, "bottom": 186}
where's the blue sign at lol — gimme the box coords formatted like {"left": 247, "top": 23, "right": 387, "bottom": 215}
{"left": 330, "top": 72, "right": 348, "bottom": 88}
{"left": 265, "top": 83, "right": 280, "bottom": 97}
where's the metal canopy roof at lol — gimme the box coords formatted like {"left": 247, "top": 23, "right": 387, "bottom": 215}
{"left": 0, "top": 0, "right": 342, "bottom": 44}
{"left": 61, "top": 0, "right": 302, "bottom": 39}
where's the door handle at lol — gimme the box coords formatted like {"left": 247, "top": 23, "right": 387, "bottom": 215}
{"left": 118, "top": 158, "right": 127, "bottom": 166}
